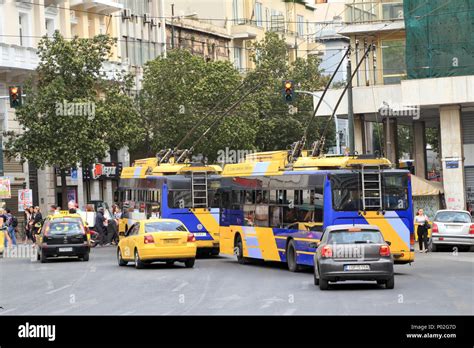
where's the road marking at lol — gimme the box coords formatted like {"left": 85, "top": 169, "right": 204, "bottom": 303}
{"left": 283, "top": 308, "right": 296, "bottom": 315}
{"left": 45, "top": 284, "right": 71, "bottom": 295}
{"left": 172, "top": 281, "right": 189, "bottom": 292}
{"left": 0, "top": 308, "right": 17, "bottom": 315}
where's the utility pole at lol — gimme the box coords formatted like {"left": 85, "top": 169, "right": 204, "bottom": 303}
{"left": 347, "top": 59, "right": 355, "bottom": 153}
{"left": 171, "top": 4, "right": 175, "bottom": 49}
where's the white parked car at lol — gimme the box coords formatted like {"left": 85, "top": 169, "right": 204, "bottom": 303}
{"left": 430, "top": 210, "right": 474, "bottom": 252}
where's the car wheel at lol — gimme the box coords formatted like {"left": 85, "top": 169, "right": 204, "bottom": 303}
{"left": 36, "top": 250, "right": 40, "bottom": 261}
{"left": 429, "top": 242, "right": 437, "bottom": 252}
{"left": 235, "top": 235, "right": 247, "bottom": 265}
{"left": 385, "top": 276, "right": 395, "bottom": 289}
{"left": 286, "top": 239, "right": 301, "bottom": 272}
{"left": 117, "top": 248, "right": 128, "bottom": 266}
{"left": 314, "top": 266, "right": 320, "bottom": 286}
{"left": 134, "top": 249, "right": 145, "bottom": 269}
{"left": 319, "top": 277, "right": 329, "bottom": 290}
{"left": 184, "top": 259, "right": 195, "bottom": 268}
{"left": 81, "top": 253, "right": 89, "bottom": 262}
{"left": 40, "top": 250, "right": 48, "bottom": 263}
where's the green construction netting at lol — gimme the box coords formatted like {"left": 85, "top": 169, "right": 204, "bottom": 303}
{"left": 404, "top": 0, "right": 474, "bottom": 79}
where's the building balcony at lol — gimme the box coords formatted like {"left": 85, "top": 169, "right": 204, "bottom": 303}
{"left": 341, "top": 1, "right": 405, "bottom": 35}
{"left": 230, "top": 20, "right": 264, "bottom": 40}
{"left": 0, "top": 43, "right": 38, "bottom": 74}
{"left": 69, "top": 0, "right": 123, "bottom": 15}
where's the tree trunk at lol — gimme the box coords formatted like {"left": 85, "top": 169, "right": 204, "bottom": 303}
{"left": 60, "top": 169, "right": 68, "bottom": 210}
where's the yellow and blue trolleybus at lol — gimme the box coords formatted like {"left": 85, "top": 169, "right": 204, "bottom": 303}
{"left": 218, "top": 151, "right": 415, "bottom": 270}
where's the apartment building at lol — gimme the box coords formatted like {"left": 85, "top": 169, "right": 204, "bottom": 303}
{"left": 0, "top": 0, "right": 126, "bottom": 217}
{"left": 164, "top": 0, "right": 325, "bottom": 73}
{"left": 315, "top": 0, "right": 474, "bottom": 210}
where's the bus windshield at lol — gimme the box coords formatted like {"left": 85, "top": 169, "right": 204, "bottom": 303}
{"left": 331, "top": 172, "right": 408, "bottom": 211}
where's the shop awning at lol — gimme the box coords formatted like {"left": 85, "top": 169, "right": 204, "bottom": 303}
{"left": 411, "top": 175, "right": 444, "bottom": 196}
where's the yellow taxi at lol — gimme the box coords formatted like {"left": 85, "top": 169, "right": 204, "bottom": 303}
{"left": 117, "top": 218, "right": 197, "bottom": 269}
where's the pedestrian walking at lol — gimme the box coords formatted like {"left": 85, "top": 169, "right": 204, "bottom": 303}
{"left": 95, "top": 207, "right": 107, "bottom": 246}
{"left": 5, "top": 209, "right": 17, "bottom": 246}
{"left": 415, "top": 208, "right": 430, "bottom": 253}
{"left": 24, "top": 206, "right": 34, "bottom": 243}
{"left": 31, "top": 206, "right": 43, "bottom": 242}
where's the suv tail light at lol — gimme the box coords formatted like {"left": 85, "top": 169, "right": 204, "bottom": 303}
{"left": 187, "top": 233, "right": 196, "bottom": 242}
{"left": 320, "top": 245, "right": 333, "bottom": 258}
{"left": 432, "top": 223, "right": 438, "bottom": 234}
{"left": 379, "top": 245, "right": 391, "bottom": 257}
{"left": 144, "top": 235, "right": 154, "bottom": 244}
{"left": 469, "top": 224, "right": 474, "bottom": 235}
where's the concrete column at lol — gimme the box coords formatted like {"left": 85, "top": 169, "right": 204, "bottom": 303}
{"left": 440, "top": 105, "right": 466, "bottom": 210}
{"left": 364, "top": 122, "right": 374, "bottom": 154}
{"left": 59, "top": 0, "right": 72, "bottom": 38}
{"left": 90, "top": 181, "right": 101, "bottom": 201}
{"left": 412, "top": 121, "right": 427, "bottom": 178}
{"left": 383, "top": 117, "right": 399, "bottom": 166}
{"left": 37, "top": 167, "right": 56, "bottom": 214}
{"left": 353, "top": 115, "right": 365, "bottom": 154}
{"left": 76, "top": 166, "right": 85, "bottom": 209}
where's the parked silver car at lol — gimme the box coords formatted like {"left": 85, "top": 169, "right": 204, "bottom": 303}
{"left": 314, "top": 225, "right": 394, "bottom": 290}
{"left": 430, "top": 210, "right": 474, "bottom": 251}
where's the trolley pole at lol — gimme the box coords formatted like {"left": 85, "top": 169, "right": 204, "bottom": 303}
{"left": 347, "top": 59, "right": 355, "bottom": 153}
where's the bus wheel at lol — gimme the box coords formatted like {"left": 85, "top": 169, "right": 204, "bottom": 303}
{"left": 287, "top": 240, "right": 301, "bottom": 272}
{"left": 235, "top": 235, "right": 247, "bottom": 265}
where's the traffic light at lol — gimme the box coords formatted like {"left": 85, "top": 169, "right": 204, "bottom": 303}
{"left": 283, "top": 80, "right": 295, "bottom": 103}
{"left": 9, "top": 86, "right": 22, "bottom": 108}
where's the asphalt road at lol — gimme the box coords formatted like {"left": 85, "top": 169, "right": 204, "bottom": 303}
{"left": 0, "top": 245, "right": 472, "bottom": 315}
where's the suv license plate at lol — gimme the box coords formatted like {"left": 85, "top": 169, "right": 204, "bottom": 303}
{"left": 344, "top": 264, "right": 370, "bottom": 271}
{"left": 59, "top": 247, "right": 73, "bottom": 252}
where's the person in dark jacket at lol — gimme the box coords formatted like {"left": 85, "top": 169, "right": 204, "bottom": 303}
{"left": 32, "top": 206, "right": 43, "bottom": 242}
{"left": 95, "top": 207, "right": 107, "bottom": 247}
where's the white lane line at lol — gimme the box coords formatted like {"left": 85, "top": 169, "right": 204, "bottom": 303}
{"left": 172, "top": 281, "right": 189, "bottom": 292}
{"left": 0, "top": 308, "right": 17, "bottom": 315}
{"left": 45, "top": 284, "right": 71, "bottom": 295}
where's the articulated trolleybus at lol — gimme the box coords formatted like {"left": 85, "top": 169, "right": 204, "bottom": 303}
{"left": 118, "top": 158, "right": 222, "bottom": 255}
{"left": 218, "top": 151, "right": 415, "bottom": 270}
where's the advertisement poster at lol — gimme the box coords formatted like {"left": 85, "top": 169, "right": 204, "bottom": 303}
{"left": 0, "top": 177, "right": 11, "bottom": 199}
{"left": 18, "top": 189, "right": 33, "bottom": 212}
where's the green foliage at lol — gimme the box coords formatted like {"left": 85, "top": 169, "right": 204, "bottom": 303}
{"left": 138, "top": 32, "right": 331, "bottom": 162}
{"left": 4, "top": 31, "right": 139, "bottom": 170}
{"left": 425, "top": 127, "right": 439, "bottom": 154}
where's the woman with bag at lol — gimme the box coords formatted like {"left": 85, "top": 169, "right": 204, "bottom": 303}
{"left": 415, "top": 208, "right": 430, "bottom": 253}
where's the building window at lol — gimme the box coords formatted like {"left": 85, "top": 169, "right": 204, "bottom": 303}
{"left": 233, "top": 0, "right": 244, "bottom": 24}
{"left": 45, "top": 18, "right": 55, "bottom": 37}
{"left": 297, "top": 15, "right": 304, "bottom": 36}
{"left": 122, "top": 36, "right": 129, "bottom": 63}
{"left": 19, "top": 13, "right": 29, "bottom": 47}
{"left": 382, "top": 39, "right": 406, "bottom": 85}
{"left": 255, "top": 2, "right": 263, "bottom": 27}
{"left": 234, "top": 47, "right": 242, "bottom": 71}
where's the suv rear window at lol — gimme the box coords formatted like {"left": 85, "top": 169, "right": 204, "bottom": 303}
{"left": 435, "top": 211, "right": 471, "bottom": 223}
{"left": 327, "top": 230, "right": 384, "bottom": 244}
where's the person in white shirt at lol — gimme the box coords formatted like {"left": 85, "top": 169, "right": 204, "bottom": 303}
{"left": 414, "top": 208, "right": 430, "bottom": 252}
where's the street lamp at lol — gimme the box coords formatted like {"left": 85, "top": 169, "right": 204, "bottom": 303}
{"left": 295, "top": 90, "right": 342, "bottom": 155}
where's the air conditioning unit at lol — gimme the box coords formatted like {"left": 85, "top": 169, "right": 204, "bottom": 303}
{"left": 143, "top": 13, "right": 151, "bottom": 24}
{"left": 122, "top": 9, "right": 131, "bottom": 20}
